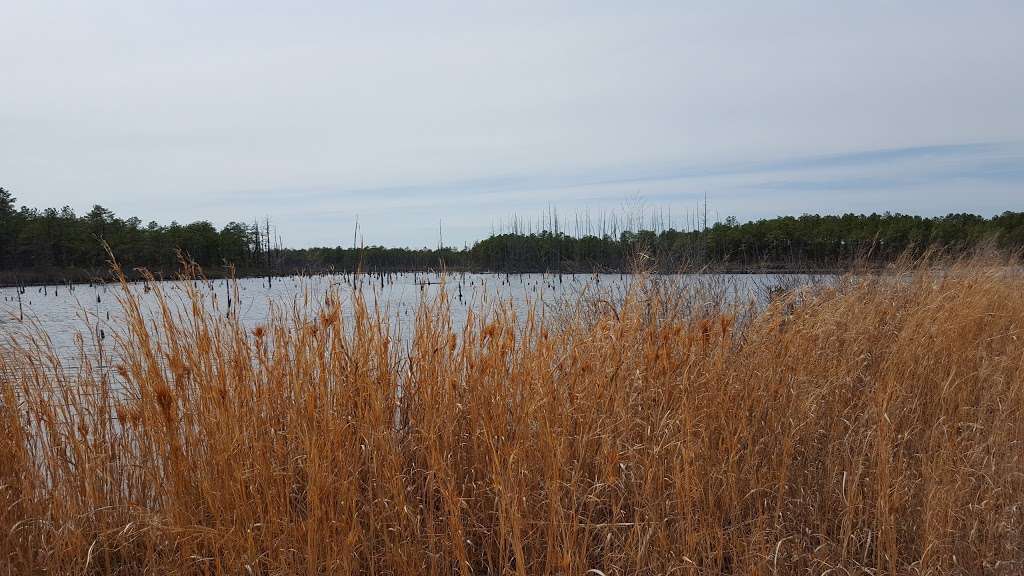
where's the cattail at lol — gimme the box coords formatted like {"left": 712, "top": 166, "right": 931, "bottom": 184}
{"left": 153, "top": 381, "right": 175, "bottom": 423}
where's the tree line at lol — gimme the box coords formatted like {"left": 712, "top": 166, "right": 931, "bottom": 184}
{"left": 466, "top": 211, "right": 1024, "bottom": 272}
{"left": 1, "top": 187, "right": 1022, "bottom": 284}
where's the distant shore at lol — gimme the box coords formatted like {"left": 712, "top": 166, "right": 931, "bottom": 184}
{"left": 0, "top": 263, "right": 856, "bottom": 289}
{"left": 3, "top": 199, "right": 1021, "bottom": 290}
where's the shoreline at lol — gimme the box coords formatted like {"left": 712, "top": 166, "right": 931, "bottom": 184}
{"left": 0, "top": 264, "right": 854, "bottom": 289}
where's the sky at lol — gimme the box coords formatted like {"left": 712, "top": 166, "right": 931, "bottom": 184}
{"left": 1, "top": 1, "right": 1022, "bottom": 248}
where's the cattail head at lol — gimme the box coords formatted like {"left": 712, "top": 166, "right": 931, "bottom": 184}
{"left": 482, "top": 322, "right": 498, "bottom": 341}
{"left": 153, "top": 381, "right": 175, "bottom": 423}
{"left": 320, "top": 308, "right": 339, "bottom": 329}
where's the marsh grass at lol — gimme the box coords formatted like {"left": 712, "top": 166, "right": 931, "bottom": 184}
{"left": 1, "top": 252, "right": 1022, "bottom": 574}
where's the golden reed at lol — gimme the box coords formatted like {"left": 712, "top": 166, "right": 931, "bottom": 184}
{"left": 1, "top": 252, "right": 1022, "bottom": 574}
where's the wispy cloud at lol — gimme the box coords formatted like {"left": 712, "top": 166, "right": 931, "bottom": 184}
{"left": 180, "top": 141, "right": 1024, "bottom": 246}
{"left": 204, "top": 141, "right": 1023, "bottom": 208}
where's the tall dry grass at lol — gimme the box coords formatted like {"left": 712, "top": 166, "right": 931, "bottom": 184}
{"left": 1, "top": 254, "right": 1022, "bottom": 575}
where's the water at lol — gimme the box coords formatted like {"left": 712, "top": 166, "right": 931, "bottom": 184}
{"left": 0, "top": 272, "right": 821, "bottom": 364}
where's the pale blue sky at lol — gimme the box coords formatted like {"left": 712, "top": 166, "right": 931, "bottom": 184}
{"left": 2, "top": 1, "right": 1022, "bottom": 247}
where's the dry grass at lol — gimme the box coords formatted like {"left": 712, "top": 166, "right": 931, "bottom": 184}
{"left": 1, "top": 254, "right": 1022, "bottom": 575}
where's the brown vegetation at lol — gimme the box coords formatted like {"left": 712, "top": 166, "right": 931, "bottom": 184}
{"left": 1, "top": 254, "right": 1022, "bottom": 574}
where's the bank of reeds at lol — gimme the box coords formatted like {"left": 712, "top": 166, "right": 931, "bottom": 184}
{"left": 1, "top": 253, "right": 1022, "bottom": 575}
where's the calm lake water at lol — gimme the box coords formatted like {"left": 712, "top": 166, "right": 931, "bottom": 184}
{"left": 1, "top": 272, "right": 823, "bottom": 363}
